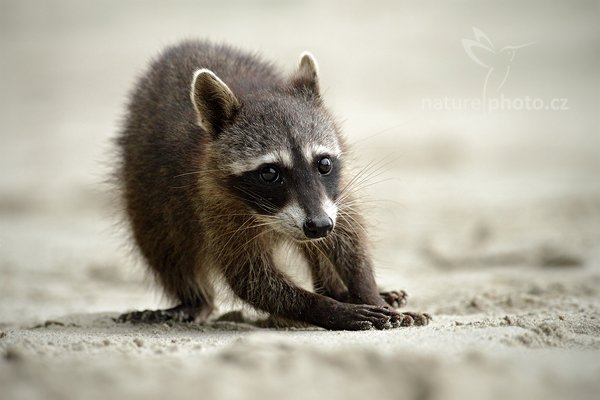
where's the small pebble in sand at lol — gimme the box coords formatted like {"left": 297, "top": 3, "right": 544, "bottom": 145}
{"left": 71, "top": 343, "right": 85, "bottom": 351}
{"left": 133, "top": 338, "right": 144, "bottom": 347}
{"left": 102, "top": 339, "right": 111, "bottom": 346}
{"left": 4, "top": 346, "right": 23, "bottom": 362}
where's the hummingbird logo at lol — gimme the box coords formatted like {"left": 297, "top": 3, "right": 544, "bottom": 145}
{"left": 462, "top": 27, "right": 535, "bottom": 101}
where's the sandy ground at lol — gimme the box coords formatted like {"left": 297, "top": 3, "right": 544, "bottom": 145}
{"left": 1, "top": 1, "right": 599, "bottom": 399}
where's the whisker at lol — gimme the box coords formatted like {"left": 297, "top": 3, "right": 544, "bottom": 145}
{"left": 172, "top": 169, "right": 227, "bottom": 179}
{"left": 336, "top": 211, "right": 368, "bottom": 236}
{"left": 309, "top": 240, "right": 335, "bottom": 270}
{"left": 233, "top": 185, "right": 279, "bottom": 214}
{"left": 211, "top": 219, "right": 279, "bottom": 245}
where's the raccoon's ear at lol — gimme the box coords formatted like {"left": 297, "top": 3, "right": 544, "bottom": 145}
{"left": 190, "top": 68, "right": 240, "bottom": 135}
{"left": 290, "top": 52, "right": 320, "bottom": 99}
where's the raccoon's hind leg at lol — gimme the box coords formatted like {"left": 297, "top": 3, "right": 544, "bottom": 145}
{"left": 116, "top": 283, "right": 214, "bottom": 324}
{"left": 116, "top": 251, "right": 215, "bottom": 324}
{"left": 116, "top": 303, "right": 210, "bottom": 324}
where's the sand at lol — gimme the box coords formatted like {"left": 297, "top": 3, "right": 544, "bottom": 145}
{"left": 3, "top": 198, "right": 600, "bottom": 400}
{"left": 1, "top": 1, "right": 599, "bottom": 399}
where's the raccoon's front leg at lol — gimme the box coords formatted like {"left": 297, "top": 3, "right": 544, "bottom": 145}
{"left": 379, "top": 290, "right": 408, "bottom": 308}
{"left": 303, "top": 246, "right": 408, "bottom": 308}
{"left": 317, "top": 215, "right": 431, "bottom": 326}
{"left": 316, "top": 234, "right": 387, "bottom": 307}
{"left": 303, "top": 248, "right": 348, "bottom": 301}
{"left": 221, "top": 255, "right": 402, "bottom": 330}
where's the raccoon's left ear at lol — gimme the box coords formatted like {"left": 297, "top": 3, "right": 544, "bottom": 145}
{"left": 290, "top": 52, "right": 320, "bottom": 99}
{"left": 190, "top": 68, "right": 240, "bottom": 136}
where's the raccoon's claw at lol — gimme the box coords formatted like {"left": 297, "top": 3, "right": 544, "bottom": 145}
{"left": 332, "top": 304, "right": 402, "bottom": 331}
{"left": 378, "top": 292, "right": 431, "bottom": 326}
{"left": 380, "top": 290, "right": 408, "bottom": 308}
{"left": 398, "top": 311, "right": 432, "bottom": 327}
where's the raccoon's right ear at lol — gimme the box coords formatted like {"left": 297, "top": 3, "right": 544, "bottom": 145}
{"left": 190, "top": 69, "right": 240, "bottom": 136}
{"left": 290, "top": 52, "right": 320, "bottom": 100}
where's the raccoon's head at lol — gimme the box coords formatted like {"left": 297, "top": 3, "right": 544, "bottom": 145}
{"left": 191, "top": 52, "right": 342, "bottom": 241}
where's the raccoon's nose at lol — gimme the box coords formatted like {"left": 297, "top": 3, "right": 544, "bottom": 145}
{"left": 303, "top": 216, "right": 334, "bottom": 239}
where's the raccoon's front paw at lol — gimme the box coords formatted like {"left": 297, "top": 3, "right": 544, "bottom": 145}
{"left": 330, "top": 303, "right": 402, "bottom": 330}
{"left": 380, "top": 290, "right": 408, "bottom": 308}
{"left": 398, "top": 311, "right": 432, "bottom": 326}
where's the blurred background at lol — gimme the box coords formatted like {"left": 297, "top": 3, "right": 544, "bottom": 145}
{"left": 1, "top": 0, "right": 599, "bottom": 320}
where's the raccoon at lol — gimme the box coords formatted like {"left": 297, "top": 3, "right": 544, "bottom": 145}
{"left": 116, "top": 40, "right": 430, "bottom": 330}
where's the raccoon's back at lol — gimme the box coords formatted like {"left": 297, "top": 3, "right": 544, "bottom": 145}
{"left": 117, "top": 41, "right": 285, "bottom": 255}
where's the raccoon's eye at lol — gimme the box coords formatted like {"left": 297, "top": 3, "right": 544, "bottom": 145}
{"left": 317, "top": 157, "right": 332, "bottom": 175}
{"left": 259, "top": 165, "right": 280, "bottom": 183}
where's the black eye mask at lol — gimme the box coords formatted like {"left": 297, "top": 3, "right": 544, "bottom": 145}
{"left": 227, "top": 154, "right": 341, "bottom": 217}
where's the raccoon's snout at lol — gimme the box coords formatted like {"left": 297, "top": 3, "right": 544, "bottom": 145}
{"left": 303, "top": 216, "right": 334, "bottom": 239}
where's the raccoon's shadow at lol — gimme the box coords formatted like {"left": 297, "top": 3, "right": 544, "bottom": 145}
{"left": 22, "top": 310, "right": 318, "bottom": 334}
